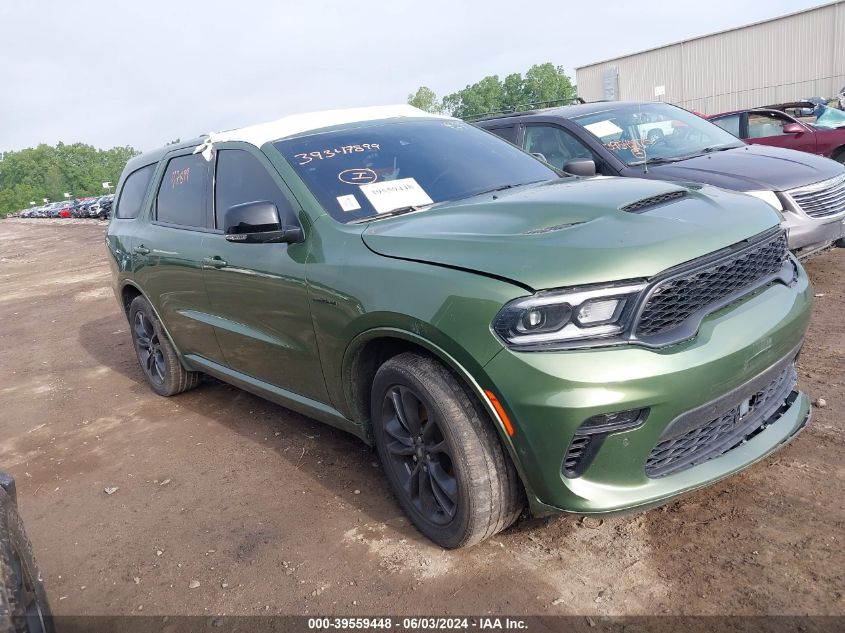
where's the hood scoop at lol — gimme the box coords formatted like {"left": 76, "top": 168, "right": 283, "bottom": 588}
{"left": 620, "top": 190, "right": 687, "bottom": 214}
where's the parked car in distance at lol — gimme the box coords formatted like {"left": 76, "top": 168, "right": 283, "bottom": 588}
{"left": 95, "top": 194, "right": 114, "bottom": 219}
{"left": 708, "top": 102, "right": 845, "bottom": 164}
{"left": 0, "top": 472, "right": 54, "bottom": 633}
{"left": 476, "top": 100, "right": 845, "bottom": 259}
{"left": 108, "top": 104, "right": 812, "bottom": 548}
{"left": 72, "top": 197, "right": 97, "bottom": 218}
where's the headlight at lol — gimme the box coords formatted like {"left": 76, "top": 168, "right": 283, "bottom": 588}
{"left": 492, "top": 282, "right": 646, "bottom": 350}
{"left": 744, "top": 190, "right": 783, "bottom": 211}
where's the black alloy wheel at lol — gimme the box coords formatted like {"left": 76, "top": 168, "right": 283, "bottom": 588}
{"left": 380, "top": 385, "right": 458, "bottom": 524}
{"left": 371, "top": 353, "right": 524, "bottom": 548}
{"left": 127, "top": 296, "right": 201, "bottom": 397}
{"left": 133, "top": 311, "right": 166, "bottom": 386}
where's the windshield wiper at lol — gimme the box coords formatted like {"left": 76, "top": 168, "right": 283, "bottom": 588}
{"left": 349, "top": 205, "right": 431, "bottom": 224}
{"left": 452, "top": 180, "right": 547, "bottom": 202}
{"left": 628, "top": 156, "right": 680, "bottom": 167}
{"left": 700, "top": 144, "right": 739, "bottom": 153}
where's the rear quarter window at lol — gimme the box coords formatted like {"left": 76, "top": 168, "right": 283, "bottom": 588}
{"left": 711, "top": 114, "right": 742, "bottom": 138}
{"left": 156, "top": 154, "right": 211, "bottom": 228}
{"left": 486, "top": 125, "right": 517, "bottom": 143}
{"left": 114, "top": 164, "right": 155, "bottom": 219}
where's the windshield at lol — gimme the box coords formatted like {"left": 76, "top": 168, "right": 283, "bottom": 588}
{"left": 571, "top": 102, "right": 744, "bottom": 166}
{"left": 274, "top": 118, "right": 557, "bottom": 223}
{"left": 812, "top": 105, "right": 845, "bottom": 129}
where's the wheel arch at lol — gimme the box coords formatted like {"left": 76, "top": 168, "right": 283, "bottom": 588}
{"left": 118, "top": 280, "right": 194, "bottom": 371}
{"left": 119, "top": 281, "right": 143, "bottom": 317}
{"left": 341, "top": 327, "right": 533, "bottom": 500}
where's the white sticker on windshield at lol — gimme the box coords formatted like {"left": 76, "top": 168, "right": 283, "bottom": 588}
{"left": 359, "top": 178, "right": 433, "bottom": 214}
{"left": 337, "top": 194, "right": 361, "bottom": 212}
{"left": 583, "top": 120, "right": 624, "bottom": 138}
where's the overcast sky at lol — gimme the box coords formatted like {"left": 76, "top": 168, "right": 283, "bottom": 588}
{"left": 0, "top": 0, "right": 825, "bottom": 152}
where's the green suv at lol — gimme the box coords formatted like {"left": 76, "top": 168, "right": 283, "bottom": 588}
{"left": 107, "top": 105, "right": 813, "bottom": 548}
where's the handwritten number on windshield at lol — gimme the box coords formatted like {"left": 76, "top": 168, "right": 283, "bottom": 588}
{"left": 295, "top": 144, "right": 381, "bottom": 165}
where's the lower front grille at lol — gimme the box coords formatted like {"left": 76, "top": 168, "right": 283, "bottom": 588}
{"left": 789, "top": 173, "right": 845, "bottom": 219}
{"left": 563, "top": 435, "right": 592, "bottom": 478}
{"left": 645, "top": 360, "right": 798, "bottom": 478}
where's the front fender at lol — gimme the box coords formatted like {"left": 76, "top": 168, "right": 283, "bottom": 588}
{"left": 339, "top": 325, "right": 544, "bottom": 511}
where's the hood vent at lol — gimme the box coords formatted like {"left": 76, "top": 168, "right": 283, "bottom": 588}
{"left": 524, "top": 221, "right": 585, "bottom": 235}
{"left": 621, "top": 190, "right": 687, "bottom": 214}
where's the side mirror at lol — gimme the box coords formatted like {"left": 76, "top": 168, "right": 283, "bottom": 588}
{"left": 224, "top": 201, "right": 303, "bottom": 244}
{"left": 562, "top": 159, "right": 597, "bottom": 177}
{"left": 783, "top": 123, "right": 804, "bottom": 134}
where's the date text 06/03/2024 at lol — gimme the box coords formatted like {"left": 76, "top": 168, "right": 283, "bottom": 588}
{"left": 306, "top": 617, "right": 528, "bottom": 630}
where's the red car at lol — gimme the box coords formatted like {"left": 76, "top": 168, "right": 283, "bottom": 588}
{"left": 708, "top": 101, "right": 845, "bottom": 165}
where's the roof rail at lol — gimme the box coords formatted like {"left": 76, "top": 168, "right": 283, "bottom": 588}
{"left": 464, "top": 97, "right": 586, "bottom": 122}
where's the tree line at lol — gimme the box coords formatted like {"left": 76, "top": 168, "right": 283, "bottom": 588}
{"left": 0, "top": 143, "right": 139, "bottom": 216}
{"left": 408, "top": 62, "right": 576, "bottom": 119}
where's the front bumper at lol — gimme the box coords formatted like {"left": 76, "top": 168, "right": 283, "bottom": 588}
{"left": 482, "top": 265, "right": 813, "bottom": 515}
{"left": 781, "top": 202, "right": 845, "bottom": 258}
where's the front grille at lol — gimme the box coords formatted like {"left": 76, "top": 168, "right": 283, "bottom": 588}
{"left": 645, "top": 362, "right": 797, "bottom": 478}
{"left": 789, "top": 174, "right": 845, "bottom": 218}
{"left": 620, "top": 190, "right": 687, "bottom": 214}
{"left": 635, "top": 231, "right": 788, "bottom": 339}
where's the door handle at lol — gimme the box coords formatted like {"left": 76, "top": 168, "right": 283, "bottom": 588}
{"left": 133, "top": 245, "right": 150, "bottom": 255}
{"left": 202, "top": 256, "right": 228, "bottom": 269}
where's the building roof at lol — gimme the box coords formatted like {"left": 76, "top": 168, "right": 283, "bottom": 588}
{"left": 575, "top": 0, "right": 843, "bottom": 70}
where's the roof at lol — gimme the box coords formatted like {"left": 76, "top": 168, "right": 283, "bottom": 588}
{"left": 208, "top": 104, "right": 446, "bottom": 147}
{"left": 575, "top": 0, "right": 844, "bottom": 70}
{"left": 474, "top": 100, "right": 657, "bottom": 123}
{"left": 124, "top": 104, "right": 447, "bottom": 176}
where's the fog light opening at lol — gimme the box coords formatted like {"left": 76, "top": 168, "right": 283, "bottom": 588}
{"left": 579, "top": 408, "right": 649, "bottom": 435}
{"left": 562, "top": 408, "right": 649, "bottom": 479}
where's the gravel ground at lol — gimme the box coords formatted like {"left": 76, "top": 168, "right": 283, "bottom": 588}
{"left": 0, "top": 218, "right": 842, "bottom": 617}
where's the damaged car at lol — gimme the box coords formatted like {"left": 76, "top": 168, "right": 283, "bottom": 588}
{"left": 108, "top": 105, "right": 812, "bottom": 548}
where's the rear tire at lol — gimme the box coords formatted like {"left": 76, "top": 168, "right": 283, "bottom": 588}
{"left": 128, "top": 296, "right": 201, "bottom": 397}
{"left": 371, "top": 353, "right": 523, "bottom": 548}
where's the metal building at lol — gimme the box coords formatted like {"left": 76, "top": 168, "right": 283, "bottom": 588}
{"left": 575, "top": 1, "right": 845, "bottom": 114}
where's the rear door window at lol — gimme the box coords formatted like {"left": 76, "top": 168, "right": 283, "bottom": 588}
{"left": 156, "top": 154, "right": 211, "bottom": 228}
{"left": 115, "top": 164, "right": 155, "bottom": 219}
{"left": 214, "top": 149, "right": 296, "bottom": 228}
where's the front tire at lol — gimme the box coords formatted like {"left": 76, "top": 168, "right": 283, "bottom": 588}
{"left": 371, "top": 353, "right": 523, "bottom": 548}
{"left": 128, "top": 296, "right": 201, "bottom": 397}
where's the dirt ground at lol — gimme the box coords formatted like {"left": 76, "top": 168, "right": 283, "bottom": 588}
{"left": 0, "top": 218, "right": 842, "bottom": 618}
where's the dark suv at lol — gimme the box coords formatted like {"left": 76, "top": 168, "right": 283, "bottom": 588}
{"left": 107, "top": 105, "right": 812, "bottom": 548}
{"left": 476, "top": 101, "right": 845, "bottom": 259}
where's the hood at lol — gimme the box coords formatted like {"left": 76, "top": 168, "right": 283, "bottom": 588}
{"left": 361, "top": 178, "right": 780, "bottom": 291}
{"left": 630, "top": 144, "right": 845, "bottom": 192}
